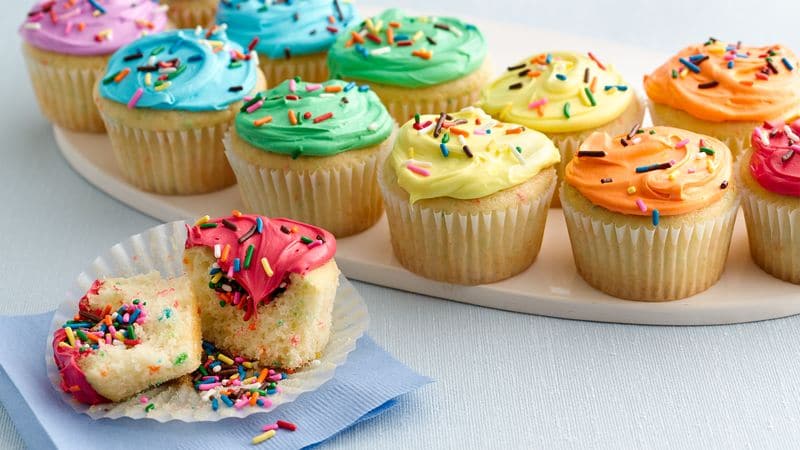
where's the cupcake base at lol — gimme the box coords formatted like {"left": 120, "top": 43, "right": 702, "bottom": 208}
{"left": 22, "top": 43, "right": 107, "bottom": 133}
{"left": 561, "top": 183, "right": 739, "bottom": 301}
{"left": 161, "top": 0, "right": 218, "bottom": 28}
{"left": 380, "top": 161, "right": 556, "bottom": 285}
{"left": 258, "top": 52, "right": 329, "bottom": 85}
{"left": 737, "top": 150, "right": 800, "bottom": 284}
{"left": 225, "top": 126, "right": 395, "bottom": 237}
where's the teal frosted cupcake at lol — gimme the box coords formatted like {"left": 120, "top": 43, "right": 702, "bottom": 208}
{"left": 94, "top": 27, "right": 266, "bottom": 195}
{"left": 327, "top": 8, "right": 492, "bottom": 123}
{"left": 217, "top": 0, "right": 359, "bottom": 83}
{"left": 225, "top": 79, "right": 395, "bottom": 237}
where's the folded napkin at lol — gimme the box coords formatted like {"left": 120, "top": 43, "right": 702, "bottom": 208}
{"left": 0, "top": 312, "right": 431, "bottom": 449}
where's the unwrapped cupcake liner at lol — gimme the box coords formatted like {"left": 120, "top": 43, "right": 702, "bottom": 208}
{"left": 46, "top": 220, "right": 369, "bottom": 422}
{"left": 259, "top": 53, "right": 329, "bottom": 85}
{"left": 101, "top": 118, "right": 235, "bottom": 195}
{"left": 738, "top": 168, "right": 800, "bottom": 284}
{"left": 380, "top": 175, "right": 556, "bottom": 285}
{"left": 225, "top": 133, "right": 393, "bottom": 237}
{"left": 561, "top": 186, "right": 740, "bottom": 301}
{"left": 22, "top": 48, "right": 105, "bottom": 133}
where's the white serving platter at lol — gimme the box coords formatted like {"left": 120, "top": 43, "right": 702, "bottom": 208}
{"left": 54, "top": 12, "right": 800, "bottom": 325}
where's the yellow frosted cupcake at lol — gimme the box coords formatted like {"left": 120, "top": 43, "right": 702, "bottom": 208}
{"left": 644, "top": 38, "right": 800, "bottom": 158}
{"left": 561, "top": 126, "right": 739, "bottom": 301}
{"left": 328, "top": 8, "right": 492, "bottom": 124}
{"left": 737, "top": 121, "right": 800, "bottom": 284}
{"left": 379, "top": 107, "right": 560, "bottom": 285}
{"left": 479, "top": 51, "right": 644, "bottom": 206}
{"left": 161, "top": 0, "right": 218, "bottom": 28}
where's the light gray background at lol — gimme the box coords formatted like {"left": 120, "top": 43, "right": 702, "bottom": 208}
{"left": 3, "top": 1, "right": 800, "bottom": 448}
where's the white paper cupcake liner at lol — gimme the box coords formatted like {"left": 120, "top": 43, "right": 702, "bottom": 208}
{"left": 259, "top": 53, "right": 329, "bottom": 85}
{"left": 101, "top": 119, "right": 235, "bottom": 195}
{"left": 380, "top": 91, "right": 481, "bottom": 126}
{"left": 46, "top": 221, "right": 369, "bottom": 422}
{"left": 22, "top": 48, "right": 105, "bottom": 133}
{"left": 561, "top": 186, "right": 740, "bottom": 300}
{"left": 380, "top": 175, "right": 556, "bottom": 285}
{"left": 225, "top": 133, "right": 392, "bottom": 237}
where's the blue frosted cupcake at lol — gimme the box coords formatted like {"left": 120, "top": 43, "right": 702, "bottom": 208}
{"left": 217, "top": 0, "right": 358, "bottom": 83}
{"left": 93, "top": 26, "right": 266, "bottom": 195}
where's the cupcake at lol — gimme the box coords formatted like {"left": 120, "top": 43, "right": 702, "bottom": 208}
{"left": 479, "top": 51, "right": 644, "bottom": 206}
{"left": 94, "top": 27, "right": 266, "bottom": 195}
{"left": 738, "top": 121, "right": 800, "bottom": 284}
{"left": 52, "top": 272, "right": 202, "bottom": 405}
{"left": 184, "top": 213, "right": 339, "bottom": 369}
{"left": 561, "top": 126, "right": 739, "bottom": 301}
{"left": 217, "top": 0, "right": 358, "bottom": 84}
{"left": 379, "top": 107, "right": 560, "bottom": 285}
{"left": 226, "top": 79, "right": 394, "bottom": 237}
{"left": 19, "top": 0, "right": 168, "bottom": 133}
{"left": 644, "top": 38, "right": 800, "bottom": 158}
{"left": 327, "top": 8, "right": 492, "bottom": 124}
{"left": 161, "top": 0, "right": 218, "bottom": 28}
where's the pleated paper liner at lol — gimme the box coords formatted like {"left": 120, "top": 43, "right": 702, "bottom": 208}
{"left": 163, "top": 0, "right": 218, "bottom": 28}
{"left": 22, "top": 43, "right": 106, "bottom": 133}
{"left": 46, "top": 221, "right": 369, "bottom": 422}
{"left": 561, "top": 185, "right": 740, "bottom": 301}
{"left": 259, "top": 52, "right": 330, "bottom": 85}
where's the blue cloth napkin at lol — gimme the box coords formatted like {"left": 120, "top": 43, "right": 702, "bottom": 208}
{"left": 0, "top": 312, "right": 431, "bottom": 449}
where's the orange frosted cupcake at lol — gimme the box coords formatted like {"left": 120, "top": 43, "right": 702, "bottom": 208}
{"left": 644, "top": 39, "right": 800, "bottom": 158}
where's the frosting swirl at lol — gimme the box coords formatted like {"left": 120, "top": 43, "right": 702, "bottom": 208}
{"left": 327, "top": 8, "right": 487, "bottom": 88}
{"left": 480, "top": 51, "right": 635, "bottom": 133}
{"left": 19, "top": 0, "right": 168, "bottom": 56}
{"left": 217, "top": 0, "right": 358, "bottom": 59}
{"left": 98, "top": 28, "right": 259, "bottom": 111}
{"left": 749, "top": 120, "right": 800, "bottom": 197}
{"left": 185, "top": 214, "right": 336, "bottom": 321}
{"left": 235, "top": 79, "right": 394, "bottom": 156}
{"left": 644, "top": 39, "right": 800, "bottom": 122}
{"left": 564, "top": 126, "right": 732, "bottom": 216}
{"left": 389, "top": 107, "right": 560, "bottom": 203}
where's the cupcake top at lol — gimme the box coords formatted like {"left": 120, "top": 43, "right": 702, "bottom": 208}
{"left": 327, "top": 8, "right": 487, "bottom": 88}
{"left": 644, "top": 38, "right": 800, "bottom": 122}
{"left": 98, "top": 27, "right": 259, "bottom": 111}
{"left": 479, "top": 51, "right": 635, "bottom": 133}
{"left": 389, "top": 107, "right": 560, "bottom": 203}
{"left": 565, "top": 126, "right": 732, "bottom": 218}
{"left": 235, "top": 79, "right": 394, "bottom": 157}
{"left": 19, "top": 0, "right": 168, "bottom": 56}
{"left": 217, "top": 0, "right": 358, "bottom": 59}
{"left": 749, "top": 120, "right": 800, "bottom": 197}
{"left": 185, "top": 213, "right": 336, "bottom": 321}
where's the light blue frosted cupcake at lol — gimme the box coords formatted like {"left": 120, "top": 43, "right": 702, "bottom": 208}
{"left": 94, "top": 27, "right": 266, "bottom": 195}
{"left": 217, "top": 0, "right": 359, "bottom": 83}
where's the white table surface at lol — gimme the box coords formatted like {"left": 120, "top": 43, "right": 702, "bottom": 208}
{"left": 3, "top": 0, "right": 800, "bottom": 448}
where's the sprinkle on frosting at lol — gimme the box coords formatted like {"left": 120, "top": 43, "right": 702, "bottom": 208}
{"left": 565, "top": 126, "right": 732, "bottom": 216}
{"left": 19, "top": 0, "right": 168, "bottom": 56}
{"left": 479, "top": 51, "right": 635, "bottom": 133}
{"left": 185, "top": 214, "right": 336, "bottom": 322}
{"left": 644, "top": 38, "right": 800, "bottom": 122}
{"left": 749, "top": 119, "right": 800, "bottom": 197}
{"left": 327, "top": 8, "right": 487, "bottom": 88}
{"left": 217, "top": 0, "right": 358, "bottom": 59}
{"left": 99, "top": 27, "right": 259, "bottom": 111}
{"left": 235, "top": 78, "right": 393, "bottom": 157}
{"left": 389, "top": 107, "right": 560, "bottom": 203}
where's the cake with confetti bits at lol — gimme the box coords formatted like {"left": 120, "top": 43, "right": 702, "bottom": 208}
{"left": 19, "top": 0, "right": 169, "bottom": 132}
{"left": 52, "top": 272, "right": 202, "bottom": 405}
{"left": 161, "top": 0, "right": 218, "bottom": 29}
{"left": 327, "top": 8, "right": 492, "bottom": 123}
{"left": 644, "top": 38, "right": 800, "bottom": 158}
{"left": 479, "top": 51, "right": 644, "bottom": 207}
{"left": 225, "top": 78, "right": 395, "bottom": 237}
{"left": 379, "top": 106, "right": 560, "bottom": 285}
{"left": 561, "top": 126, "right": 739, "bottom": 301}
{"left": 184, "top": 213, "right": 339, "bottom": 369}
{"left": 217, "top": 0, "right": 359, "bottom": 83}
{"left": 93, "top": 26, "right": 266, "bottom": 195}
{"left": 737, "top": 121, "right": 800, "bottom": 284}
